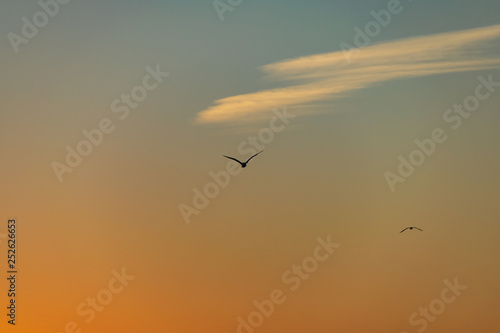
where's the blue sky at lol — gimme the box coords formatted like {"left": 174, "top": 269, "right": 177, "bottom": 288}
{"left": 1, "top": 1, "right": 500, "bottom": 332}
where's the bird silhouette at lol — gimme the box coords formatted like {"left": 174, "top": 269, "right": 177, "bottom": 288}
{"left": 400, "top": 227, "right": 423, "bottom": 233}
{"left": 223, "top": 151, "right": 263, "bottom": 168}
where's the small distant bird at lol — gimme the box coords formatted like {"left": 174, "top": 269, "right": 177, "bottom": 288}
{"left": 223, "top": 151, "right": 263, "bottom": 168}
{"left": 400, "top": 227, "right": 423, "bottom": 233}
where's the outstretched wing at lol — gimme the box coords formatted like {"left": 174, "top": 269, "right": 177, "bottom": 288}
{"left": 400, "top": 227, "right": 409, "bottom": 233}
{"left": 245, "top": 150, "right": 263, "bottom": 164}
{"left": 414, "top": 227, "right": 423, "bottom": 231}
{"left": 223, "top": 155, "right": 244, "bottom": 166}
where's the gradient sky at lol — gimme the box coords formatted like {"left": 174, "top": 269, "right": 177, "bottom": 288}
{"left": 1, "top": 1, "right": 500, "bottom": 332}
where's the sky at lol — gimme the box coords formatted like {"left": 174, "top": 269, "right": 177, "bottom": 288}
{"left": 1, "top": 0, "right": 500, "bottom": 332}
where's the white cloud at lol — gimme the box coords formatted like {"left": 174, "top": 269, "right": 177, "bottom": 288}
{"left": 197, "top": 25, "right": 500, "bottom": 124}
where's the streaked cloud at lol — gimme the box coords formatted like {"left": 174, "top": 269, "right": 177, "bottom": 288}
{"left": 196, "top": 24, "right": 500, "bottom": 124}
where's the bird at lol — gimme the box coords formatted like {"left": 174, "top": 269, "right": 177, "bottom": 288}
{"left": 223, "top": 151, "right": 263, "bottom": 168}
{"left": 400, "top": 227, "right": 423, "bottom": 233}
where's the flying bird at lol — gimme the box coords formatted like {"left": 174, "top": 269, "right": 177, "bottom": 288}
{"left": 400, "top": 227, "right": 423, "bottom": 233}
{"left": 223, "top": 151, "right": 263, "bottom": 168}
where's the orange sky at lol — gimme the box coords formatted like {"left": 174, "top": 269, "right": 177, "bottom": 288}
{"left": 1, "top": 1, "right": 500, "bottom": 332}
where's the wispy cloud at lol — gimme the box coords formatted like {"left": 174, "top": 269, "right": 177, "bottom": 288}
{"left": 196, "top": 24, "right": 500, "bottom": 124}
